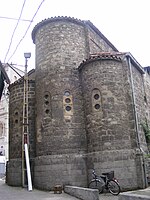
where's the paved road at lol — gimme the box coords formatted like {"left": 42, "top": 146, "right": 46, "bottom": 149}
{"left": 100, "top": 193, "right": 119, "bottom": 200}
{"left": 0, "top": 179, "right": 119, "bottom": 200}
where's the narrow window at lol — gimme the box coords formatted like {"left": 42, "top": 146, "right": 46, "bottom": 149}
{"left": 44, "top": 92, "right": 51, "bottom": 116}
{"left": 63, "top": 90, "right": 73, "bottom": 119}
{"left": 92, "top": 88, "right": 102, "bottom": 112}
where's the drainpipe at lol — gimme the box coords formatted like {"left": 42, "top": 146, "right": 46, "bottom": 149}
{"left": 127, "top": 55, "right": 147, "bottom": 188}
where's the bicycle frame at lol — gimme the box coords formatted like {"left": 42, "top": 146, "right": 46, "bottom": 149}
{"left": 89, "top": 169, "right": 121, "bottom": 195}
{"left": 91, "top": 170, "right": 105, "bottom": 186}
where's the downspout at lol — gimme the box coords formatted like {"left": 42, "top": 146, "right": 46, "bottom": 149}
{"left": 127, "top": 55, "right": 147, "bottom": 188}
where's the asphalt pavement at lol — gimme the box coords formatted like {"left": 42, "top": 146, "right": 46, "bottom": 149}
{"left": 0, "top": 179, "right": 119, "bottom": 200}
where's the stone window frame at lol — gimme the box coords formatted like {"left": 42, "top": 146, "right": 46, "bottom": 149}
{"left": 14, "top": 110, "right": 19, "bottom": 127}
{"left": 92, "top": 88, "right": 102, "bottom": 112}
{"left": 43, "top": 91, "right": 51, "bottom": 116}
{"left": 63, "top": 90, "right": 73, "bottom": 117}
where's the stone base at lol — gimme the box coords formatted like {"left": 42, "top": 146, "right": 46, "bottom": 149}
{"left": 64, "top": 185, "right": 99, "bottom": 200}
{"left": 34, "top": 154, "right": 87, "bottom": 190}
{"left": 6, "top": 159, "right": 22, "bottom": 186}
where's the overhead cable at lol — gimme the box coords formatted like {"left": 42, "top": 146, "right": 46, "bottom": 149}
{"left": 0, "top": 16, "right": 32, "bottom": 22}
{"left": 7, "top": 0, "right": 45, "bottom": 63}
{"left": 4, "top": 0, "right": 27, "bottom": 63}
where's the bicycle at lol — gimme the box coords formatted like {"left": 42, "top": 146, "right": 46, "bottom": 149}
{"left": 88, "top": 169, "right": 121, "bottom": 195}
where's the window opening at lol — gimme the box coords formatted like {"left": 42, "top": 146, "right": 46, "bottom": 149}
{"left": 45, "top": 109, "right": 49, "bottom": 114}
{"left": 45, "top": 101, "right": 49, "bottom": 105}
{"left": 95, "top": 104, "right": 100, "bottom": 110}
{"left": 92, "top": 88, "right": 102, "bottom": 112}
{"left": 65, "top": 106, "right": 72, "bottom": 111}
{"left": 94, "top": 94, "right": 100, "bottom": 100}
{"left": 44, "top": 94, "right": 49, "bottom": 99}
{"left": 64, "top": 91, "right": 70, "bottom": 96}
{"left": 65, "top": 98, "right": 71, "bottom": 103}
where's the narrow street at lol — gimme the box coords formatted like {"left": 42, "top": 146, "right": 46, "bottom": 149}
{"left": 0, "top": 179, "right": 119, "bottom": 200}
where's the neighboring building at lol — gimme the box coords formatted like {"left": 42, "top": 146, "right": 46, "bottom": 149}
{"left": 0, "top": 64, "right": 24, "bottom": 176}
{"left": 6, "top": 16, "right": 150, "bottom": 191}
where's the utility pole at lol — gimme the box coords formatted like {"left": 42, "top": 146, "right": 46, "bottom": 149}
{"left": 22, "top": 52, "right": 32, "bottom": 191}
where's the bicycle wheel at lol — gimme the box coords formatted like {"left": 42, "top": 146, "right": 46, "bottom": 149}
{"left": 88, "top": 180, "right": 104, "bottom": 193}
{"left": 107, "top": 180, "right": 120, "bottom": 195}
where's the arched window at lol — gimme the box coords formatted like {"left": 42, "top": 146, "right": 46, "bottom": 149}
{"left": 92, "top": 88, "right": 102, "bottom": 112}
{"left": 44, "top": 92, "right": 51, "bottom": 116}
{"left": 14, "top": 110, "right": 19, "bottom": 127}
{"left": 63, "top": 90, "right": 73, "bottom": 119}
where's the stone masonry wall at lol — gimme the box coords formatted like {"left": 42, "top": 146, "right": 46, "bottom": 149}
{"left": 34, "top": 20, "right": 88, "bottom": 155}
{"left": 143, "top": 70, "right": 150, "bottom": 151}
{"left": 8, "top": 80, "right": 35, "bottom": 159}
{"left": 121, "top": 57, "right": 148, "bottom": 188}
{"left": 34, "top": 154, "right": 87, "bottom": 190}
{"left": 142, "top": 70, "right": 150, "bottom": 183}
{"left": 79, "top": 58, "right": 140, "bottom": 190}
{"left": 6, "top": 159, "right": 22, "bottom": 186}
{"left": 131, "top": 62, "right": 148, "bottom": 151}
{"left": 33, "top": 18, "right": 88, "bottom": 189}
{"left": 86, "top": 23, "right": 117, "bottom": 54}
{"left": 9, "top": 81, "right": 24, "bottom": 159}
{"left": 126, "top": 59, "right": 148, "bottom": 187}
{"left": 7, "top": 80, "right": 35, "bottom": 186}
{"left": 7, "top": 17, "right": 149, "bottom": 191}
{"left": 144, "top": 71, "right": 150, "bottom": 123}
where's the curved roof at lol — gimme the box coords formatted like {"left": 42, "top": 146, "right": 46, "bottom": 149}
{"left": 78, "top": 52, "right": 122, "bottom": 71}
{"left": 32, "top": 16, "right": 85, "bottom": 44}
{"left": 78, "top": 52, "right": 145, "bottom": 74}
{"left": 8, "top": 69, "right": 35, "bottom": 90}
{"left": 31, "top": 16, "right": 118, "bottom": 51}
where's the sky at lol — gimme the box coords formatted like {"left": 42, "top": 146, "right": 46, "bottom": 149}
{"left": 0, "top": 0, "right": 149, "bottom": 72}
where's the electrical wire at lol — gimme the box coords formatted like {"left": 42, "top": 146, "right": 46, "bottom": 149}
{"left": 0, "top": 16, "right": 32, "bottom": 22}
{"left": 4, "top": 0, "right": 27, "bottom": 63}
{"left": 7, "top": 0, "right": 45, "bottom": 63}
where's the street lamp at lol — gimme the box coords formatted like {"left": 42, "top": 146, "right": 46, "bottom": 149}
{"left": 24, "top": 52, "right": 31, "bottom": 74}
{"left": 23, "top": 52, "right": 32, "bottom": 191}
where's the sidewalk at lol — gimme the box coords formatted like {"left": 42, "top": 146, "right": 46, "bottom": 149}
{"left": 118, "top": 187, "right": 150, "bottom": 200}
{"left": 0, "top": 180, "right": 78, "bottom": 200}
{"left": 1, "top": 178, "right": 150, "bottom": 200}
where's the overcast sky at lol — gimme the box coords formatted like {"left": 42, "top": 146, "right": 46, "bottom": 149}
{"left": 0, "top": 0, "right": 149, "bottom": 72}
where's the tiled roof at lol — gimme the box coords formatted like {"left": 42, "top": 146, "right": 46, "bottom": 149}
{"left": 78, "top": 52, "right": 145, "bottom": 74}
{"left": 31, "top": 16, "right": 118, "bottom": 51}
{"left": 32, "top": 16, "right": 85, "bottom": 43}
{"left": 78, "top": 52, "right": 122, "bottom": 70}
{"left": 8, "top": 69, "right": 35, "bottom": 90}
{"left": 90, "top": 52, "right": 123, "bottom": 60}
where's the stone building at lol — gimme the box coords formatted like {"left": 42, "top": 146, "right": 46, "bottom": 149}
{"left": 6, "top": 17, "right": 150, "bottom": 191}
{"left": 0, "top": 63, "right": 24, "bottom": 176}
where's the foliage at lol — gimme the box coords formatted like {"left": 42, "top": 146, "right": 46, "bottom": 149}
{"left": 140, "top": 119, "right": 150, "bottom": 143}
{"left": 144, "top": 153, "right": 150, "bottom": 158}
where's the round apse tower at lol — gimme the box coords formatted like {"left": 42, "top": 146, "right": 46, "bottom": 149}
{"left": 32, "top": 17, "right": 88, "bottom": 190}
{"left": 6, "top": 75, "right": 35, "bottom": 186}
{"left": 79, "top": 54, "right": 138, "bottom": 188}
